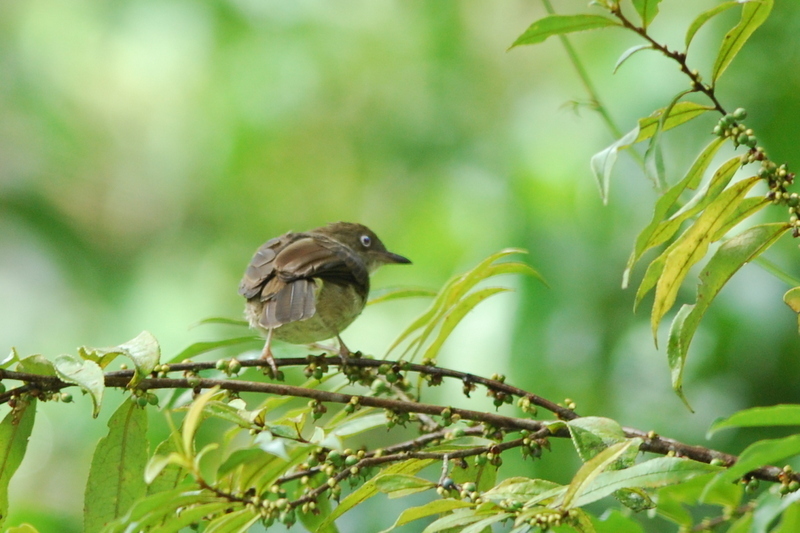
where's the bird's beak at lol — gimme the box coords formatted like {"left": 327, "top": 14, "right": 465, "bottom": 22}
{"left": 381, "top": 251, "right": 412, "bottom": 265}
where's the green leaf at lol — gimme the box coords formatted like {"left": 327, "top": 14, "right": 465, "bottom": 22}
{"left": 727, "top": 512, "right": 754, "bottom": 533}
{"left": 203, "top": 508, "right": 259, "bottom": 533}
{"left": 573, "top": 457, "right": 720, "bottom": 508}
{"left": 709, "top": 404, "right": 800, "bottom": 436}
{"left": 329, "top": 412, "right": 389, "bottom": 438}
{"left": 633, "top": 102, "right": 713, "bottom": 144}
{"left": 706, "top": 434, "right": 800, "bottom": 491}
{"left": 614, "top": 488, "right": 656, "bottom": 512}
{"left": 643, "top": 91, "right": 693, "bottom": 192}
{"left": 562, "top": 441, "right": 637, "bottom": 509}
{"left": 421, "top": 287, "right": 511, "bottom": 361}
{"left": 0, "top": 399, "right": 36, "bottom": 532}
{"left": 386, "top": 249, "right": 538, "bottom": 360}
{"left": 651, "top": 176, "right": 761, "bottom": 341}
{"left": 632, "top": 0, "right": 662, "bottom": 28}
{"left": 146, "top": 436, "right": 187, "bottom": 494}
{"left": 567, "top": 417, "right": 630, "bottom": 462}
{"left": 84, "top": 400, "right": 148, "bottom": 533}
{"left": 449, "top": 448, "right": 497, "bottom": 492}
{"left": 149, "top": 501, "right": 236, "bottom": 533}
{"left": 590, "top": 128, "right": 639, "bottom": 205}
{"left": 685, "top": 1, "right": 746, "bottom": 49}
{"left": 591, "top": 509, "right": 645, "bottom": 533}
{"left": 613, "top": 44, "right": 652, "bottom": 74}
{"left": 712, "top": 0, "right": 773, "bottom": 82}
{"left": 483, "top": 477, "right": 562, "bottom": 502}
{"left": 16, "top": 354, "right": 56, "bottom": 376}
{"left": 317, "top": 459, "right": 435, "bottom": 531}
{"left": 623, "top": 137, "right": 727, "bottom": 288}
{"left": 510, "top": 14, "right": 619, "bottom": 48}
{"left": 422, "top": 505, "right": 507, "bottom": 533}
{"left": 379, "top": 499, "right": 475, "bottom": 533}
{"left": 784, "top": 287, "right": 800, "bottom": 334}
{"left": 667, "top": 223, "right": 790, "bottom": 406}
{"left": 80, "top": 331, "right": 160, "bottom": 387}
{"left": 192, "top": 316, "right": 249, "bottom": 328}
{"left": 54, "top": 355, "right": 105, "bottom": 417}
{"left": 168, "top": 336, "right": 262, "bottom": 364}
{"left": 375, "top": 474, "right": 436, "bottom": 498}
{"left": 459, "top": 513, "right": 513, "bottom": 533}
{"left": 115, "top": 331, "right": 160, "bottom": 387}
{"left": 101, "top": 489, "right": 225, "bottom": 533}
{"left": 773, "top": 502, "right": 800, "bottom": 533}
{"left": 368, "top": 287, "right": 438, "bottom": 305}
{"left": 591, "top": 102, "right": 712, "bottom": 204}
{"left": 0, "top": 348, "right": 21, "bottom": 370}
{"left": 295, "top": 476, "right": 338, "bottom": 533}
{"left": 6, "top": 525, "right": 41, "bottom": 533}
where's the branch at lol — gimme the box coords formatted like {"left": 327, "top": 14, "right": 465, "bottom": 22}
{"left": 0, "top": 355, "right": 795, "bottom": 486}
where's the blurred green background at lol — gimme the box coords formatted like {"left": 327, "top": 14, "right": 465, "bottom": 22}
{"left": 2, "top": 0, "right": 800, "bottom": 531}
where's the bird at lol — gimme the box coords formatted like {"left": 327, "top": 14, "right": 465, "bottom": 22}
{"left": 239, "top": 222, "right": 411, "bottom": 375}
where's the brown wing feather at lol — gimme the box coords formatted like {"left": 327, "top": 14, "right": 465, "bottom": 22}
{"left": 241, "top": 231, "right": 369, "bottom": 330}
{"left": 238, "top": 235, "right": 289, "bottom": 298}
{"left": 260, "top": 278, "right": 317, "bottom": 328}
{"left": 273, "top": 236, "right": 368, "bottom": 288}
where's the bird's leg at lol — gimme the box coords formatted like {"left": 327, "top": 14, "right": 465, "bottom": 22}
{"left": 336, "top": 335, "right": 352, "bottom": 367}
{"left": 259, "top": 328, "right": 280, "bottom": 378}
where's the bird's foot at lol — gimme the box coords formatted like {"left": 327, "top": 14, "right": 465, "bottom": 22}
{"left": 337, "top": 335, "right": 354, "bottom": 367}
{"left": 259, "top": 341, "right": 283, "bottom": 380}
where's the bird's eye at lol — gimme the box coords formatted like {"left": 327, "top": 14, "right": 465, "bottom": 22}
{"left": 360, "top": 235, "right": 371, "bottom": 247}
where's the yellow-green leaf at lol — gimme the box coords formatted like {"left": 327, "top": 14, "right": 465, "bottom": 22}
{"left": 572, "top": 457, "right": 720, "bottom": 508}
{"left": 668, "top": 223, "right": 789, "bottom": 406}
{"left": 368, "top": 287, "right": 437, "bottom": 305}
{"left": 624, "top": 137, "right": 727, "bottom": 288}
{"left": 651, "top": 176, "right": 761, "bottom": 340}
{"left": 379, "top": 499, "right": 475, "bottom": 533}
{"left": 633, "top": 102, "right": 714, "bottom": 144}
{"left": 711, "top": 0, "right": 773, "bottom": 82}
{"left": 317, "top": 459, "right": 435, "bottom": 531}
{"left": 422, "top": 287, "right": 510, "bottom": 361}
{"left": 561, "top": 441, "right": 637, "bottom": 509}
{"left": 783, "top": 287, "right": 800, "bottom": 334}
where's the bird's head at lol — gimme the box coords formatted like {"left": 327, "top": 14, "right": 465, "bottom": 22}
{"left": 316, "top": 222, "right": 411, "bottom": 273}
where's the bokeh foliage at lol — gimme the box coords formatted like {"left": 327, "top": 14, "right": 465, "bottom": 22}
{"left": 2, "top": 0, "right": 800, "bottom": 531}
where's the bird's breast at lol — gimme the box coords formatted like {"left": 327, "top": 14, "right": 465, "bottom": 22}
{"left": 270, "top": 280, "right": 366, "bottom": 344}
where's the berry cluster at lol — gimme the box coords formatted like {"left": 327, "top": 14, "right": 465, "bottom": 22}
{"left": 714, "top": 108, "right": 798, "bottom": 236}
{"left": 713, "top": 108, "right": 756, "bottom": 148}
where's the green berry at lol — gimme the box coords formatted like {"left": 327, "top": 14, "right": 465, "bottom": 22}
{"left": 733, "top": 108, "right": 747, "bottom": 120}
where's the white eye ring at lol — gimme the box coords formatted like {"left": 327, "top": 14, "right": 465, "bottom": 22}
{"left": 360, "top": 235, "right": 371, "bottom": 247}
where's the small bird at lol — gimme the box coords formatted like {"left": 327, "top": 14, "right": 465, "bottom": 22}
{"left": 239, "top": 222, "right": 411, "bottom": 374}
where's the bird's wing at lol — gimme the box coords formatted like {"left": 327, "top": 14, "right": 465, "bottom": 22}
{"left": 238, "top": 235, "right": 289, "bottom": 299}
{"left": 273, "top": 236, "right": 369, "bottom": 288}
{"left": 239, "top": 234, "right": 368, "bottom": 329}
